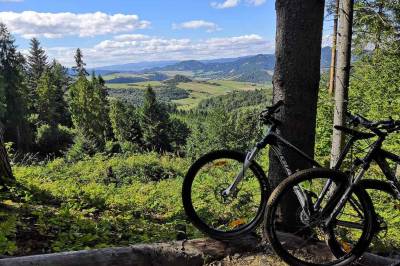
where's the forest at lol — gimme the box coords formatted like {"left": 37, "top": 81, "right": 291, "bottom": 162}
{"left": 0, "top": 0, "right": 399, "bottom": 263}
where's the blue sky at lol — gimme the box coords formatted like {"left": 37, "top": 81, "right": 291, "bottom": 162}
{"left": 0, "top": 0, "right": 332, "bottom": 67}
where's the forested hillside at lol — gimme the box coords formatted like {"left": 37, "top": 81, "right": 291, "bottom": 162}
{"left": 0, "top": 0, "right": 399, "bottom": 259}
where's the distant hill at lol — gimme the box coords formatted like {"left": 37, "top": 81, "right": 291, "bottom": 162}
{"left": 96, "top": 48, "right": 332, "bottom": 83}
{"left": 90, "top": 60, "right": 179, "bottom": 75}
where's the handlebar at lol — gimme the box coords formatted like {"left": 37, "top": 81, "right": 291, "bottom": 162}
{"left": 259, "top": 100, "right": 284, "bottom": 125}
{"left": 345, "top": 112, "right": 400, "bottom": 135}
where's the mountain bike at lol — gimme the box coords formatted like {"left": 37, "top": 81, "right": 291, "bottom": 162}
{"left": 182, "top": 101, "right": 372, "bottom": 252}
{"left": 264, "top": 112, "right": 400, "bottom": 266}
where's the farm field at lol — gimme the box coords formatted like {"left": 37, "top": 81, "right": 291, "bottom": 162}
{"left": 103, "top": 72, "right": 272, "bottom": 109}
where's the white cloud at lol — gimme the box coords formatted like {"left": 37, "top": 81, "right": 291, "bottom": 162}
{"left": 246, "top": 0, "right": 266, "bottom": 6}
{"left": 172, "top": 20, "right": 221, "bottom": 32}
{"left": 0, "top": 11, "right": 150, "bottom": 39}
{"left": 44, "top": 34, "right": 274, "bottom": 67}
{"left": 0, "top": 0, "right": 24, "bottom": 2}
{"left": 211, "top": 0, "right": 240, "bottom": 9}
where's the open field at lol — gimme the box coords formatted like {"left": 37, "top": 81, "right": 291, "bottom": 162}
{"left": 174, "top": 80, "right": 271, "bottom": 109}
{"left": 105, "top": 75, "right": 272, "bottom": 109}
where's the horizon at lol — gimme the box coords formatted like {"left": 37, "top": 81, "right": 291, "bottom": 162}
{"left": 0, "top": 0, "right": 333, "bottom": 68}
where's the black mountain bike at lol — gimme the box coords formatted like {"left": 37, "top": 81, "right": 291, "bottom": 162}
{"left": 264, "top": 112, "right": 400, "bottom": 266}
{"left": 182, "top": 101, "right": 387, "bottom": 265}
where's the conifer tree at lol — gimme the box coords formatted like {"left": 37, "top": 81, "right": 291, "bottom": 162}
{"left": 27, "top": 38, "right": 48, "bottom": 109}
{"left": 109, "top": 99, "right": 142, "bottom": 144}
{"left": 91, "top": 72, "right": 111, "bottom": 139}
{"left": 36, "top": 70, "right": 58, "bottom": 126}
{"left": 49, "top": 60, "right": 71, "bottom": 126}
{"left": 68, "top": 73, "right": 111, "bottom": 153}
{"left": 0, "top": 23, "right": 32, "bottom": 151}
{"left": 72, "top": 48, "right": 88, "bottom": 76}
{"left": 140, "top": 85, "right": 172, "bottom": 152}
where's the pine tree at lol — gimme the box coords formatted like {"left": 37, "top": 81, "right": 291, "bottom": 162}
{"left": 49, "top": 60, "right": 71, "bottom": 126}
{"left": 26, "top": 38, "right": 48, "bottom": 110}
{"left": 109, "top": 99, "right": 142, "bottom": 144}
{"left": 91, "top": 72, "right": 111, "bottom": 140}
{"left": 72, "top": 48, "right": 88, "bottom": 76}
{"left": 140, "top": 85, "right": 172, "bottom": 152}
{"left": 68, "top": 73, "right": 111, "bottom": 153}
{"left": 36, "top": 70, "right": 58, "bottom": 126}
{"left": 0, "top": 23, "right": 32, "bottom": 151}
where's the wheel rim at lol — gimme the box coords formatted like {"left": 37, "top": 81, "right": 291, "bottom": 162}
{"left": 267, "top": 174, "right": 372, "bottom": 266}
{"left": 189, "top": 157, "right": 264, "bottom": 234}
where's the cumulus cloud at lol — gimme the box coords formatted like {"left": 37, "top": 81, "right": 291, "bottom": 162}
{"left": 246, "top": 0, "right": 266, "bottom": 6}
{"left": 44, "top": 34, "right": 274, "bottom": 67}
{"left": 0, "top": 11, "right": 150, "bottom": 39}
{"left": 211, "top": 0, "right": 240, "bottom": 9}
{"left": 172, "top": 20, "right": 221, "bottom": 32}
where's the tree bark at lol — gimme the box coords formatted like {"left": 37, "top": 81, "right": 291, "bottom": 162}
{"left": 330, "top": 0, "right": 354, "bottom": 167}
{"left": 0, "top": 122, "right": 14, "bottom": 186}
{"left": 268, "top": 0, "right": 325, "bottom": 229}
{"left": 328, "top": 0, "right": 340, "bottom": 95}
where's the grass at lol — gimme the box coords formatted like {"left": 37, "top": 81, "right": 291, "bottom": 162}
{"left": 1, "top": 153, "right": 203, "bottom": 256}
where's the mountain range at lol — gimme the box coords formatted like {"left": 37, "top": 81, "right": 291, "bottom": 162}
{"left": 96, "top": 47, "right": 332, "bottom": 83}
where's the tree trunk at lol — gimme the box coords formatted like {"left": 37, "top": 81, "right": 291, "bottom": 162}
{"left": 0, "top": 122, "right": 14, "bottom": 186}
{"left": 330, "top": 0, "right": 354, "bottom": 168}
{"left": 328, "top": 0, "right": 340, "bottom": 95}
{"left": 268, "top": 0, "right": 325, "bottom": 230}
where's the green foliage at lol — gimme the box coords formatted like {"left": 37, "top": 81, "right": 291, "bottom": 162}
{"left": 353, "top": 0, "right": 400, "bottom": 52}
{"left": 36, "top": 70, "right": 58, "bottom": 126}
{"left": 186, "top": 106, "right": 263, "bottom": 158}
{"left": 35, "top": 124, "right": 74, "bottom": 155}
{"left": 72, "top": 48, "right": 88, "bottom": 76}
{"left": 197, "top": 89, "right": 272, "bottom": 112}
{"left": 3, "top": 153, "right": 200, "bottom": 255}
{"left": 26, "top": 38, "right": 48, "bottom": 112}
{"left": 68, "top": 75, "right": 111, "bottom": 153}
{"left": 109, "top": 99, "right": 142, "bottom": 145}
{"left": 140, "top": 86, "right": 177, "bottom": 152}
{"left": 315, "top": 49, "right": 400, "bottom": 164}
{"left": 108, "top": 86, "right": 189, "bottom": 106}
{"left": 0, "top": 211, "right": 17, "bottom": 255}
{"left": 49, "top": 60, "right": 71, "bottom": 127}
{"left": 0, "top": 23, "right": 32, "bottom": 151}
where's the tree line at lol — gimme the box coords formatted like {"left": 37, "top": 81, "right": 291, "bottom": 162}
{"left": 0, "top": 23, "right": 189, "bottom": 161}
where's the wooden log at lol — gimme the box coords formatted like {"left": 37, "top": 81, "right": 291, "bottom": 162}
{"left": 0, "top": 235, "right": 397, "bottom": 266}
{"left": 0, "top": 235, "right": 262, "bottom": 266}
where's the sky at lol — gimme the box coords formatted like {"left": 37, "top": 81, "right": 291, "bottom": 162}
{"left": 0, "top": 0, "right": 333, "bottom": 67}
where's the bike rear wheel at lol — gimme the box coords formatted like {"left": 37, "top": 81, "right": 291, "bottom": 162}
{"left": 182, "top": 150, "right": 270, "bottom": 240}
{"left": 264, "top": 168, "right": 375, "bottom": 266}
{"left": 359, "top": 179, "right": 400, "bottom": 256}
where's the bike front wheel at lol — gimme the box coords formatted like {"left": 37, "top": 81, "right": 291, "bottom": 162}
{"left": 182, "top": 150, "right": 270, "bottom": 240}
{"left": 264, "top": 168, "right": 375, "bottom": 266}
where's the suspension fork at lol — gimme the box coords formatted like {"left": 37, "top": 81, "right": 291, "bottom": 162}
{"left": 222, "top": 147, "right": 260, "bottom": 196}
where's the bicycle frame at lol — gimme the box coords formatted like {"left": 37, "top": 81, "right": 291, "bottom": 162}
{"left": 223, "top": 122, "right": 399, "bottom": 227}
{"left": 222, "top": 124, "right": 355, "bottom": 209}
{"left": 326, "top": 135, "right": 400, "bottom": 225}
